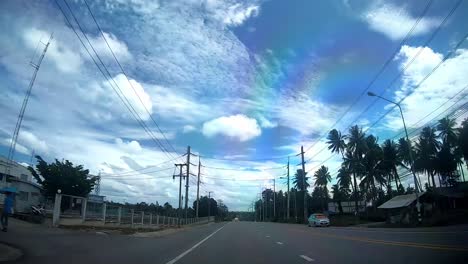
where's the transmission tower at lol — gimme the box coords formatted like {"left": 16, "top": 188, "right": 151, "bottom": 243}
{"left": 5, "top": 34, "right": 52, "bottom": 175}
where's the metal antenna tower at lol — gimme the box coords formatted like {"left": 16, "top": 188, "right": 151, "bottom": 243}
{"left": 5, "top": 34, "right": 52, "bottom": 175}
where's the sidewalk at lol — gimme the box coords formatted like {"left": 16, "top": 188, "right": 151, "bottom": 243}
{"left": 0, "top": 242, "right": 22, "bottom": 262}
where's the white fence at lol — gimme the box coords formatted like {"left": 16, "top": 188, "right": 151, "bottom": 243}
{"left": 52, "top": 193, "right": 213, "bottom": 227}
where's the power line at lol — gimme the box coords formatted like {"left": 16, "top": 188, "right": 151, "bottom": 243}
{"left": 302, "top": 0, "right": 436, "bottom": 154}
{"left": 197, "top": 154, "right": 295, "bottom": 162}
{"left": 364, "top": 30, "right": 468, "bottom": 135}
{"left": 102, "top": 167, "right": 174, "bottom": 177}
{"left": 82, "top": 0, "right": 182, "bottom": 160}
{"left": 201, "top": 164, "right": 286, "bottom": 171}
{"left": 102, "top": 154, "right": 186, "bottom": 176}
{"left": 345, "top": 0, "right": 463, "bottom": 129}
{"left": 55, "top": 0, "right": 175, "bottom": 161}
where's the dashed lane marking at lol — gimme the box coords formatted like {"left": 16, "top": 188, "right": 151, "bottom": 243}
{"left": 276, "top": 242, "right": 283, "bottom": 245}
{"left": 300, "top": 255, "right": 315, "bottom": 262}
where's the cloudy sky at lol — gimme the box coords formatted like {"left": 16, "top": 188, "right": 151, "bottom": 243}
{"left": 1, "top": 0, "right": 467, "bottom": 210}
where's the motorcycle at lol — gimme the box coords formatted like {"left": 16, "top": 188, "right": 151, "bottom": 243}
{"left": 30, "top": 204, "right": 46, "bottom": 223}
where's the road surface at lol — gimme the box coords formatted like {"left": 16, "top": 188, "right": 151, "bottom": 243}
{"left": 1, "top": 220, "right": 467, "bottom": 263}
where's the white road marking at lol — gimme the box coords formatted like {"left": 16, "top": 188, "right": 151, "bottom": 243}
{"left": 266, "top": 235, "right": 271, "bottom": 238}
{"left": 165, "top": 224, "right": 226, "bottom": 264}
{"left": 276, "top": 242, "right": 283, "bottom": 245}
{"left": 300, "top": 255, "right": 315, "bottom": 262}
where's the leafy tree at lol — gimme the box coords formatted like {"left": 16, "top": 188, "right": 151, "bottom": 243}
{"left": 458, "top": 118, "right": 468, "bottom": 171}
{"left": 437, "top": 117, "right": 458, "bottom": 146}
{"left": 314, "top": 166, "right": 331, "bottom": 211}
{"left": 415, "top": 127, "right": 440, "bottom": 187}
{"left": 331, "top": 184, "right": 346, "bottom": 214}
{"left": 336, "top": 166, "right": 352, "bottom": 191}
{"left": 193, "top": 196, "right": 217, "bottom": 217}
{"left": 327, "top": 129, "right": 346, "bottom": 157}
{"left": 360, "top": 135, "right": 386, "bottom": 205}
{"left": 292, "top": 169, "right": 309, "bottom": 191}
{"left": 382, "top": 139, "right": 402, "bottom": 196}
{"left": 28, "top": 155, "right": 97, "bottom": 198}
{"left": 345, "top": 125, "right": 367, "bottom": 213}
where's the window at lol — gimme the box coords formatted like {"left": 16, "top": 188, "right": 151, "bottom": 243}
{"left": 18, "top": 191, "right": 29, "bottom": 201}
{"left": 20, "top": 174, "right": 28, "bottom": 181}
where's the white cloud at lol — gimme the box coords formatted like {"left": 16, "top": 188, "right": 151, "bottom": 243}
{"left": 274, "top": 96, "right": 341, "bottom": 135}
{"left": 115, "top": 138, "right": 142, "bottom": 153}
{"left": 23, "top": 28, "right": 83, "bottom": 73}
{"left": 183, "top": 125, "right": 196, "bottom": 133}
{"left": 222, "top": 4, "right": 259, "bottom": 26}
{"left": 258, "top": 116, "right": 277, "bottom": 129}
{"left": 384, "top": 46, "right": 468, "bottom": 130}
{"left": 362, "top": 3, "right": 440, "bottom": 40}
{"left": 88, "top": 32, "right": 132, "bottom": 61}
{"left": 202, "top": 114, "right": 261, "bottom": 141}
{"left": 94, "top": 74, "right": 153, "bottom": 120}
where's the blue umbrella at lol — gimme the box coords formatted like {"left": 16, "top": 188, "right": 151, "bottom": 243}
{"left": 0, "top": 187, "right": 18, "bottom": 194}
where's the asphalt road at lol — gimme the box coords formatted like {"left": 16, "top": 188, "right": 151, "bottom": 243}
{"left": 1, "top": 219, "right": 468, "bottom": 264}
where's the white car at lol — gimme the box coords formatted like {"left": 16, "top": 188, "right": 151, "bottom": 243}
{"left": 308, "top": 213, "right": 330, "bottom": 227}
{"left": 233, "top": 217, "right": 239, "bottom": 222}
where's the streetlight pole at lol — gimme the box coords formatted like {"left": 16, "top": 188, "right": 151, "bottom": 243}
{"left": 367, "top": 92, "right": 422, "bottom": 223}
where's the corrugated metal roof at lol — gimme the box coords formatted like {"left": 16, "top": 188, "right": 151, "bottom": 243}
{"left": 378, "top": 192, "right": 425, "bottom": 209}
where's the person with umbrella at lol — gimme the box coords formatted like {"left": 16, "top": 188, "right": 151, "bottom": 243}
{"left": 1, "top": 187, "right": 16, "bottom": 232}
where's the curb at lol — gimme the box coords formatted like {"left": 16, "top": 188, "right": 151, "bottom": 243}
{"left": 0, "top": 243, "right": 23, "bottom": 262}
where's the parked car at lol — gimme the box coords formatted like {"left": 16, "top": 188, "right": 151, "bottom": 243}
{"left": 308, "top": 213, "right": 330, "bottom": 227}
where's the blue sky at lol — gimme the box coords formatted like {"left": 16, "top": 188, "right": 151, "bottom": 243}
{"left": 1, "top": 0, "right": 467, "bottom": 210}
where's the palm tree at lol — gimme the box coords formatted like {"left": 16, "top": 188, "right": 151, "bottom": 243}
{"left": 458, "top": 118, "right": 468, "bottom": 174}
{"left": 436, "top": 117, "right": 460, "bottom": 185}
{"left": 382, "top": 139, "right": 403, "bottom": 196}
{"left": 437, "top": 117, "right": 458, "bottom": 147}
{"left": 292, "top": 169, "right": 309, "bottom": 191}
{"left": 314, "top": 165, "right": 331, "bottom": 187}
{"left": 345, "top": 125, "right": 367, "bottom": 213}
{"left": 415, "top": 127, "right": 440, "bottom": 188}
{"left": 327, "top": 129, "right": 346, "bottom": 157}
{"left": 331, "top": 184, "right": 344, "bottom": 214}
{"left": 397, "top": 137, "right": 413, "bottom": 170}
{"left": 314, "top": 166, "right": 331, "bottom": 211}
{"left": 336, "top": 165, "right": 352, "bottom": 191}
{"left": 292, "top": 169, "right": 309, "bottom": 220}
{"left": 360, "top": 135, "right": 386, "bottom": 205}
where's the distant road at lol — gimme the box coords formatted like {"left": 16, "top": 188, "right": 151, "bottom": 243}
{"left": 2, "top": 220, "right": 468, "bottom": 263}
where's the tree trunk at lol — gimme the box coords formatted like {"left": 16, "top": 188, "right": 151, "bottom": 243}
{"left": 431, "top": 171, "right": 436, "bottom": 188}
{"left": 353, "top": 173, "right": 359, "bottom": 214}
{"left": 338, "top": 201, "right": 343, "bottom": 214}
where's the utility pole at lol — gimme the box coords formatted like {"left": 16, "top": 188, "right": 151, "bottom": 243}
{"left": 5, "top": 35, "right": 52, "bottom": 175}
{"left": 273, "top": 179, "right": 276, "bottom": 219}
{"left": 196, "top": 157, "right": 201, "bottom": 219}
{"left": 185, "top": 146, "right": 191, "bottom": 223}
{"left": 300, "top": 146, "right": 308, "bottom": 223}
{"left": 207, "top": 191, "right": 213, "bottom": 221}
{"left": 294, "top": 189, "right": 298, "bottom": 222}
{"left": 287, "top": 157, "right": 290, "bottom": 220}
{"left": 174, "top": 163, "right": 186, "bottom": 227}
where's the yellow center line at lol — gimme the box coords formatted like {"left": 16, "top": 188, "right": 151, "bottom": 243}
{"left": 291, "top": 229, "right": 468, "bottom": 252}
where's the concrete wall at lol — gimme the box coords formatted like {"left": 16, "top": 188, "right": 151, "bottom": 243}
{"left": 10, "top": 180, "right": 43, "bottom": 213}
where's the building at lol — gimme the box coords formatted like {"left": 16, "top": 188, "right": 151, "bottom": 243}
{"left": 0, "top": 156, "right": 43, "bottom": 214}
{"left": 328, "top": 200, "right": 366, "bottom": 214}
{"left": 378, "top": 186, "right": 468, "bottom": 225}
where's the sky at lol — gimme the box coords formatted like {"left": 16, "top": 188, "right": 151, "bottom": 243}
{"left": 0, "top": 0, "right": 467, "bottom": 210}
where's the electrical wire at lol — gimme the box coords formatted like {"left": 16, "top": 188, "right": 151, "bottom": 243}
{"left": 55, "top": 0, "right": 176, "bottom": 161}
{"left": 302, "top": 0, "right": 451, "bottom": 155}
{"left": 82, "top": 0, "right": 183, "bottom": 160}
